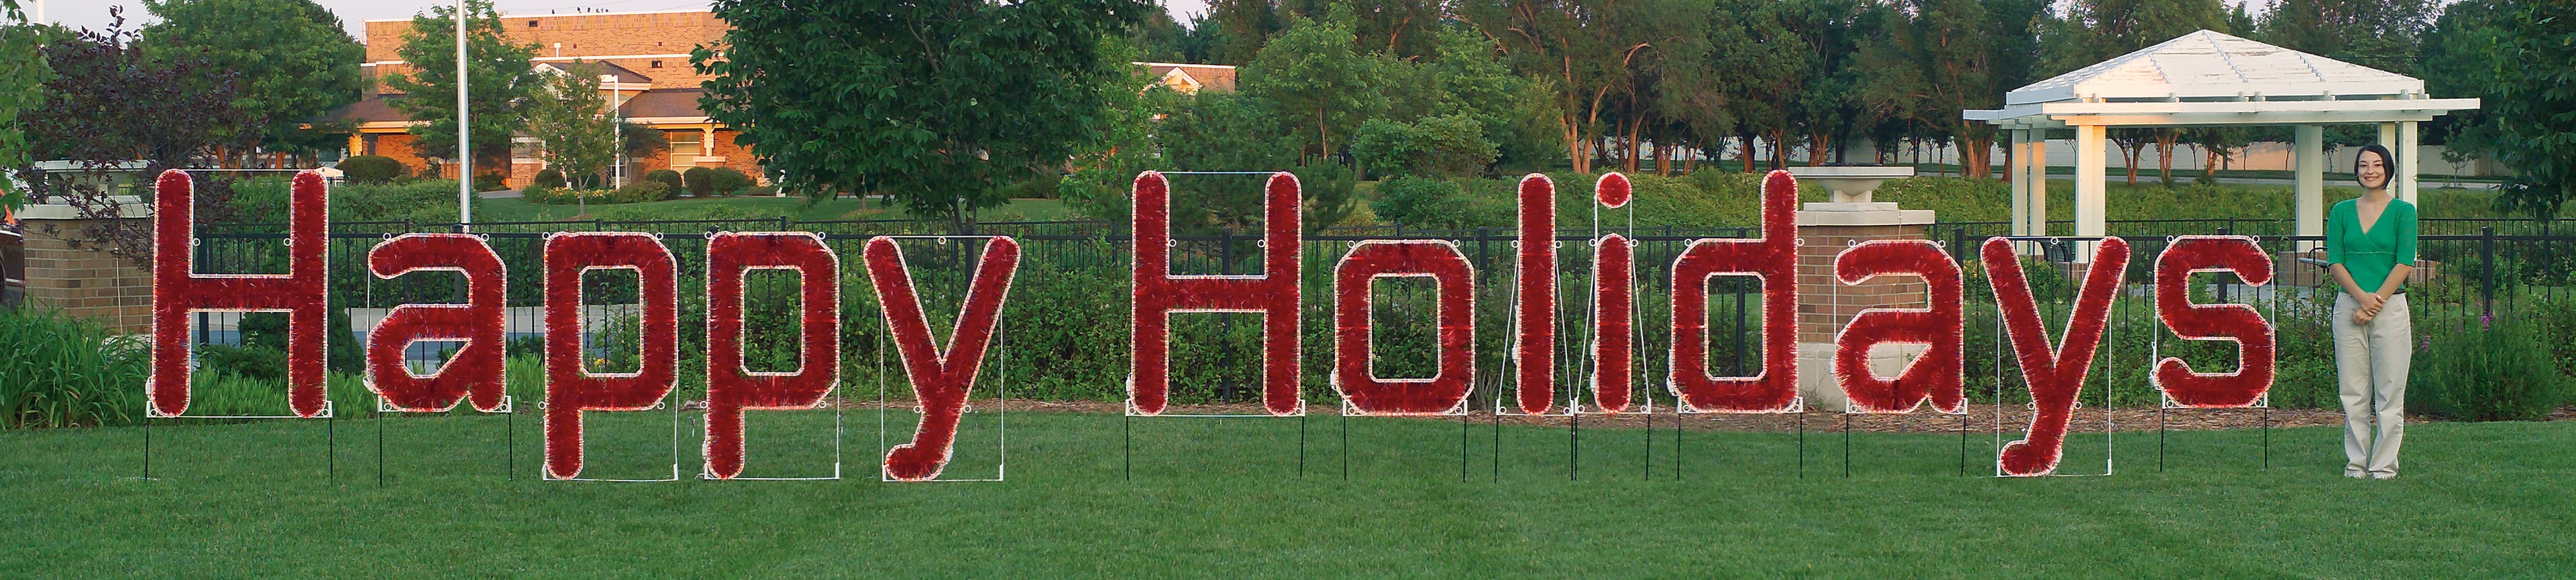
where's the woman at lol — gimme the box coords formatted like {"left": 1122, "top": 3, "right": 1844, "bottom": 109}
{"left": 2326, "top": 144, "right": 2416, "bottom": 480}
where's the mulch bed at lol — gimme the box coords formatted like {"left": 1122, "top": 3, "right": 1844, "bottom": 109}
{"left": 835, "top": 399, "right": 2401, "bottom": 434}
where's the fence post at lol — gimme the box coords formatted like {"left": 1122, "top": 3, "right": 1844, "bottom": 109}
{"left": 1475, "top": 226, "right": 1491, "bottom": 283}
{"left": 2481, "top": 226, "right": 2496, "bottom": 316}
{"left": 1951, "top": 227, "right": 1966, "bottom": 265}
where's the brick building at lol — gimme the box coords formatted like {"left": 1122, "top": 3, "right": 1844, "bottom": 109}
{"left": 329, "top": 9, "right": 1236, "bottom": 189}
{"left": 330, "top": 9, "right": 757, "bottom": 189}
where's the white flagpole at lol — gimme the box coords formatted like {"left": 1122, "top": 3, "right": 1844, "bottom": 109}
{"left": 456, "top": 0, "right": 472, "bottom": 231}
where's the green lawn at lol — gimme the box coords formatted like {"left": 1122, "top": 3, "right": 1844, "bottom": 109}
{"left": 5, "top": 411, "right": 2569, "bottom": 577}
{"left": 474, "top": 195, "right": 1083, "bottom": 224}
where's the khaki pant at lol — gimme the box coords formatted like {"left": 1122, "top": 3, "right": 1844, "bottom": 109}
{"left": 2334, "top": 293, "right": 2411, "bottom": 477}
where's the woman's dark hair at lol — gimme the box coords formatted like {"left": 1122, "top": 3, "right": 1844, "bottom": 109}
{"left": 2355, "top": 144, "right": 2396, "bottom": 190}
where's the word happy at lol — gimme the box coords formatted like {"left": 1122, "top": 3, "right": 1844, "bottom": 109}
{"left": 145, "top": 169, "right": 2273, "bottom": 480}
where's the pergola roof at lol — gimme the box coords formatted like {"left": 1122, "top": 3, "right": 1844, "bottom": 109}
{"left": 1966, "top": 30, "right": 2477, "bottom": 129}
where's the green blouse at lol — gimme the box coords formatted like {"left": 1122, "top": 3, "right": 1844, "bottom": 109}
{"left": 2326, "top": 197, "right": 2418, "bottom": 291}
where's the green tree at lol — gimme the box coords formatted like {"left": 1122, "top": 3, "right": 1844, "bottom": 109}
{"left": 2255, "top": 0, "right": 2435, "bottom": 76}
{"left": 523, "top": 68, "right": 618, "bottom": 187}
{"left": 380, "top": 0, "right": 543, "bottom": 179}
{"left": 1460, "top": 0, "right": 1700, "bottom": 175}
{"left": 1240, "top": 9, "right": 1389, "bottom": 165}
{"left": 2479, "top": 0, "right": 2576, "bottom": 220}
{"left": 0, "top": 1, "right": 54, "bottom": 215}
{"left": 1205, "top": 0, "right": 1285, "bottom": 64}
{"left": 696, "top": 0, "right": 1152, "bottom": 223}
{"left": 1350, "top": 113, "right": 1498, "bottom": 179}
{"left": 140, "top": 0, "right": 364, "bottom": 164}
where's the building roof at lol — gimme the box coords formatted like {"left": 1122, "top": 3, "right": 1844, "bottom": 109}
{"left": 1142, "top": 62, "right": 1236, "bottom": 93}
{"left": 2008, "top": 30, "right": 2418, "bottom": 105}
{"left": 322, "top": 95, "right": 404, "bottom": 124}
{"left": 621, "top": 88, "right": 710, "bottom": 119}
{"left": 1966, "top": 30, "right": 2477, "bottom": 128}
{"left": 539, "top": 60, "right": 653, "bottom": 85}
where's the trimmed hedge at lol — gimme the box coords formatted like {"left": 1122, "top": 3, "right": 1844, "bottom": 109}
{"left": 337, "top": 155, "right": 406, "bottom": 185}
{"left": 683, "top": 166, "right": 716, "bottom": 197}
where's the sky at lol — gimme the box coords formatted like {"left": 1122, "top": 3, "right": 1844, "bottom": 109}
{"left": 38, "top": 0, "right": 1215, "bottom": 39}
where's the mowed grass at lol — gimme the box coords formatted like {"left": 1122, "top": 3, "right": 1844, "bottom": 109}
{"left": 4, "top": 410, "right": 2571, "bottom": 577}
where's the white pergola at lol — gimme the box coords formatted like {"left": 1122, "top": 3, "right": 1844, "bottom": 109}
{"left": 1965, "top": 30, "right": 2478, "bottom": 255}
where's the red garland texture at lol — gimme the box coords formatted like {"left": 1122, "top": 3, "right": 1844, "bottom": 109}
{"left": 1513, "top": 173, "right": 1558, "bottom": 413}
{"left": 365, "top": 234, "right": 507, "bottom": 413}
{"left": 2152, "top": 236, "right": 2275, "bottom": 407}
{"left": 1334, "top": 241, "right": 1476, "bottom": 415}
{"left": 1591, "top": 171, "right": 1636, "bottom": 412}
{"left": 1982, "top": 236, "right": 2130, "bottom": 476}
{"left": 542, "top": 232, "right": 680, "bottom": 480}
{"left": 1130, "top": 171, "right": 1303, "bottom": 416}
{"left": 703, "top": 232, "right": 842, "bottom": 480}
{"left": 869, "top": 236, "right": 1020, "bottom": 481}
{"left": 1831, "top": 240, "right": 1964, "bottom": 414}
{"left": 151, "top": 169, "right": 329, "bottom": 417}
{"left": 1668, "top": 170, "right": 1799, "bottom": 412}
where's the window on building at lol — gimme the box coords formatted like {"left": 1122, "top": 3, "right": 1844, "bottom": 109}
{"left": 528, "top": 20, "right": 539, "bottom": 28}
{"left": 511, "top": 137, "right": 543, "bottom": 164}
{"left": 668, "top": 131, "right": 702, "bottom": 165}
{"left": 650, "top": 60, "right": 664, "bottom": 68}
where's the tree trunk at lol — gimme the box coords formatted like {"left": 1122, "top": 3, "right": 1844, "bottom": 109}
{"left": 1963, "top": 136, "right": 1992, "bottom": 179}
{"left": 1768, "top": 130, "right": 1788, "bottom": 170}
{"left": 1807, "top": 131, "right": 1829, "bottom": 166}
{"left": 1741, "top": 133, "right": 1757, "bottom": 173}
{"left": 2156, "top": 130, "right": 2178, "bottom": 185}
{"left": 1623, "top": 117, "right": 1642, "bottom": 174}
{"left": 2204, "top": 145, "right": 2221, "bottom": 181}
{"left": 2121, "top": 142, "right": 2141, "bottom": 185}
{"left": 1654, "top": 141, "right": 1671, "bottom": 175}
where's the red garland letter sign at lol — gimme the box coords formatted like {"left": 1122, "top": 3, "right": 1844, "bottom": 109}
{"left": 364, "top": 234, "right": 506, "bottom": 412}
{"left": 1831, "top": 240, "right": 1965, "bottom": 414}
{"left": 151, "top": 169, "right": 329, "bottom": 417}
{"left": 1591, "top": 173, "right": 1637, "bottom": 412}
{"left": 704, "top": 232, "right": 841, "bottom": 480}
{"left": 867, "top": 236, "right": 1020, "bottom": 481}
{"left": 1333, "top": 241, "right": 1476, "bottom": 415}
{"left": 1511, "top": 174, "right": 1558, "bottom": 413}
{"left": 1130, "top": 171, "right": 1301, "bottom": 415}
{"left": 1668, "top": 170, "right": 1800, "bottom": 412}
{"left": 2152, "top": 236, "right": 2275, "bottom": 407}
{"left": 543, "top": 232, "right": 680, "bottom": 480}
{"left": 1982, "top": 236, "right": 2129, "bottom": 476}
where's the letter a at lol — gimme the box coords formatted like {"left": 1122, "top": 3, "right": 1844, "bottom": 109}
{"left": 1831, "top": 240, "right": 1965, "bottom": 414}
{"left": 365, "top": 234, "right": 507, "bottom": 413}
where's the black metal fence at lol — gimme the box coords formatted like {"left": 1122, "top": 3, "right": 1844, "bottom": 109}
{"left": 183, "top": 218, "right": 2575, "bottom": 409}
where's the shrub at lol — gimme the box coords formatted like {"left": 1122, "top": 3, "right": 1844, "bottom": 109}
{"left": 1369, "top": 176, "right": 1470, "bottom": 229}
{"left": 474, "top": 171, "right": 509, "bottom": 191}
{"left": 196, "top": 344, "right": 287, "bottom": 382}
{"left": 682, "top": 166, "right": 716, "bottom": 197}
{"left": 611, "top": 181, "right": 674, "bottom": 203}
{"left": 643, "top": 168, "right": 683, "bottom": 193}
{"left": 2416, "top": 312, "right": 2569, "bottom": 421}
{"left": 531, "top": 168, "right": 567, "bottom": 191}
{"left": 710, "top": 167, "right": 755, "bottom": 196}
{"left": 0, "top": 309, "right": 148, "bottom": 428}
{"left": 334, "top": 180, "right": 472, "bottom": 223}
{"left": 337, "top": 155, "right": 406, "bottom": 185}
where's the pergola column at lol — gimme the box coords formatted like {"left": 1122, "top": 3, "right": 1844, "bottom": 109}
{"left": 2073, "top": 124, "right": 2105, "bottom": 261}
{"left": 2009, "top": 129, "right": 2028, "bottom": 236}
{"left": 2400, "top": 120, "right": 2420, "bottom": 203}
{"left": 2029, "top": 130, "right": 2047, "bottom": 238}
{"left": 2297, "top": 125, "right": 2326, "bottom": 250}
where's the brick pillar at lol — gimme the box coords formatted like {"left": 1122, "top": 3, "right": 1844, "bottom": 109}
{"left": 16, "top": 206, "right": 154, "bottom": 333}
{"left": 1793, "top": 202, "right": 1934, "bottom": 412}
